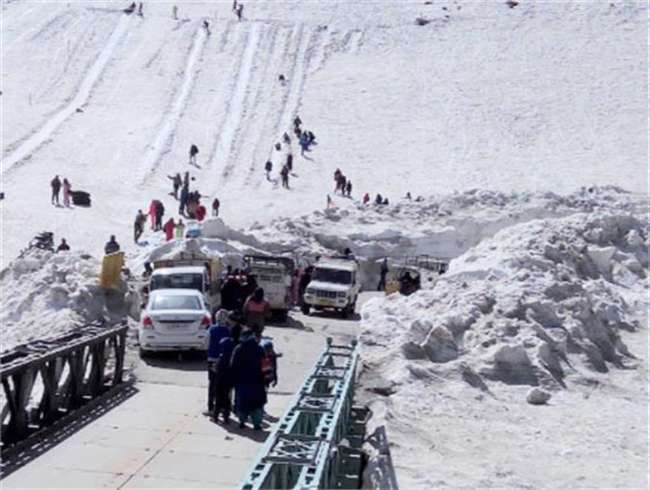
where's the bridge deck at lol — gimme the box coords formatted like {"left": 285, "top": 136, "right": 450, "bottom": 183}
{"left": 2, "top": 314, "right": 357, "bottom": 489}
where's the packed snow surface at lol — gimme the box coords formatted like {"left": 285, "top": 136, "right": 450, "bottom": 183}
{"left": 1, "top": 0, "right": 647, "bottom": 264}
{"left": 359, "top": 210, "right": 649, "bottom": 489}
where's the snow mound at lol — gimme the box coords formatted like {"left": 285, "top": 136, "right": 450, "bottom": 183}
{"left": 360, "top": 211, "right": 648, "bottom": 390}
{"left": 248, "top": 186, "right": 645, "bottom": 262}
{"left": 0, "top": 249, "right": 134, "bottom": 351}
{"left": 358, "top": 211, "right": 648, "bottom": 488}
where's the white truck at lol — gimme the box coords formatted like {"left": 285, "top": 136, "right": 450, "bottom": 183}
{"left": 243, "top": 255, "right": 295, "bottom": 320}
{"left": 302, "top": 258, "right": 360, "bottom": 318}
{"left": 148, "top": 254, "right": 222, "bottom": 312}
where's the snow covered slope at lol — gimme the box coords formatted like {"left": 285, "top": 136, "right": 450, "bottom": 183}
{"left": 1, "top": 0, "right": 647, "bottom": 265}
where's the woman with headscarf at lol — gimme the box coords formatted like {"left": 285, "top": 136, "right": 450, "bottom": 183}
{"left": 230, "top": 327, "right": 266, "bottom": 429}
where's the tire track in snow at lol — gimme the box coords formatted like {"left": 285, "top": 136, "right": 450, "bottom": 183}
{"left": 225, "top": 24, "right": 280, "bottom": 187}
{"left": 139, "top": 26, "right": 208, "bottom": 183}
{"left": 2, "top": 14, "right": 131, "bottom": 174}
{"left": 244, "top": 26, "right": 293, "bottom": 183}
{"left": 208, "top": 22, "right": 261, "bottom": 179}
{"left": 269, "top": 24, "right": 312, "bottom": 159}
{"left": 203, "top": 22, "right": 248, "bottom": 171}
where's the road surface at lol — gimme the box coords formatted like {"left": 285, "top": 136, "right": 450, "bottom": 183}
{"left": 1, "top": 295, "right": 377, "bottom": 489}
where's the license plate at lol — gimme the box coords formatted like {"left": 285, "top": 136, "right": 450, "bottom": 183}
{"left": 316, "top": 298, "right": 334, "bottom": 306}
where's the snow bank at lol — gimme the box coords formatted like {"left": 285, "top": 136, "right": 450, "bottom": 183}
{"left": 0, "top": 249, "right": 134, "bottom": 351}
{"left": 358, "top": 211, "right": 649, "bottom": 488}
{"left": 248, "top": 186, "right": 644, "bottom": 259}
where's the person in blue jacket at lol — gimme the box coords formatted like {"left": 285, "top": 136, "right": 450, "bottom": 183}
{"left": 212, "top": 321, "right": 241, "bottom": 423}
{"left": 230, "top": 327, "right": 267, "bottom": 429}
{"left": 205, "top": 310, "right": 231, "bottom": 415}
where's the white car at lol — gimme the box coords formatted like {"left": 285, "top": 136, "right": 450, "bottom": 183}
{"left": 138, "top": 289, "right": 211, "bottom": 356}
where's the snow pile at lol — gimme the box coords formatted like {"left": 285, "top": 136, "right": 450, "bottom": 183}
{"left": 358, "top": 211, "right": 649, "bottom": 488}
{"left": 247, "top": 186, "right": 645, "bottom": 260}
{"left": 0, "top": 249, "right": 134, "bottom": 351}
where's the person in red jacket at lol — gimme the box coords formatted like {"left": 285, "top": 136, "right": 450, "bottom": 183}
{"left": 362, "top": 193, "right": 370, "bottom": 205}
{"left": 196, "top": 204, "right": 207, "bottom": 221}
{"left": 148, "top": 200, "right": 157, "bottom": 230}
{"left": 163, "top": 217, "right": 175, "bottom": 241}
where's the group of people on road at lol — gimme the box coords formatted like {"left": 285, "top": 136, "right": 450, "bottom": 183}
{"left": 206, "top": 285, "right": 277, "bottom": 429}
{"left": 50, "top": 175, "right": 72, "bottom": 207}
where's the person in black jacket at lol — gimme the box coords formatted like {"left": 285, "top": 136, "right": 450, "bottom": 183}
{"left": 230, "top": 328, "right": 266, "bottom": 429}
{"left": 56, "top": 238, "right": 70, "bottom": 252}
{"left": 104, "top": 235, "right": 120, "bottom": 255}
{"left": 155, "top": 200, "right": 165, "bottom": 230}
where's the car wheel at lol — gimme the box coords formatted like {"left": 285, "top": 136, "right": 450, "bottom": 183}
{"left": 139, "top": 346, "right": 149, "bottom": 358}
{"left": 278, "top": 309, "right": 289, "bottom": 322}
{"left": 301, "top": 304, "right": 310, "bottom": 315}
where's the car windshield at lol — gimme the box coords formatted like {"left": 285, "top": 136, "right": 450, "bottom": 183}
{"left": 151, "top": 295, "right": 202, "bottom": 311}
{"left": 151, "top": 273, "right": 204, "bottom": 292}
{"left": 313, "top": 267, "right": 352, "bottom": 285}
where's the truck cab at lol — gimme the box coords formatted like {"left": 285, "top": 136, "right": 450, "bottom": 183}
{"left": 302, "top": 258, "right": 360, "bottom": 318}
{"left": 243, "top": 255, "right": 294, "bottom": 320}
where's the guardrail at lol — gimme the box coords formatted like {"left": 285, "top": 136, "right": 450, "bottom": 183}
{"left": 1, "top": 321, "right": 128, "bottom": 452}
{"left": 241, "top": 338, "right": 366, "bottom": 490}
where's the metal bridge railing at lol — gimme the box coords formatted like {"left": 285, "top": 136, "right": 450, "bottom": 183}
{"left": 241, "top": 338, "right": 366, "bottom": 490}
{"left": 0, "top": 321, "right": 128, "bottom": 452}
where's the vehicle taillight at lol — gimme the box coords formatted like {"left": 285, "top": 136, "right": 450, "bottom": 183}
{"left": 201, "top": 316, "right": 211, "bottom": 328}
{"left": 142, "top": 316, "right": 153, "bottom": 329}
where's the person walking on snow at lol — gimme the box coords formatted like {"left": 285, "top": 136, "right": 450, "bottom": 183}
{"left": 175, "top": 219, "right": 185, "bottom": 239}
{"left": 189, "top": 144, "right": 199, "bottom": 165}
{"left": 345, "top": 180, "right": 352, "bottom": 197}
{"left": 293, "top": 115, "right": 302, "bottom": 129}
{"left": 232, "top": 0, "right": 237, "bottom": 10}
{"left": 137, "top": 2, "right": 143, "bottom": 16}
{"left": 280, "top": 164, "right": 290, "bottom": 189}
{"left": 163, "top": 217, "right": 175, "bottom": 241}
{"left": 236, "top": 3, "right": 243, "bottom": 21}
{"left": 148, "top": 200, "right": 157, "bottom": 230}
{"left": 327, "top": 194, "right": 333, "bottom": 208}
{"left": 134, "top": 210, "right": 146, "bottom": 243}
{"left": 299, "top": 132, "right": 309, "bottom": 155}
{"left": 363, "top": 192, "right": 370, "bottom": 205}
{"left": 264, "top": 160, "right": 273, "bottom": 181}
{"left": 172, "top": 5, "right": 178, "bottom": 19}
{"left": 168, "top": 173, "right": 182, "bottom": 199}
{"left": 283, "top": 132, "right": 291, "bottom": 145}
{"left": 51, "top": 175, "right": 61, "bottom": 206}
{"left": 179, "top": 185, "right": 189, "bottom": 216}
{"left": 62, "top": 178, "right": 72, "bottom": 207}
{"left": 212, "top": 197, "right": 220, "bottom": 217}
{"left": 155, "top": 200, "right": 165, "bottom": 230}
{"left": 286, "top": 153, "right": 293, "bottom": 172}
{"left": 203, "top": 20, "right": 211, "bottom": 35}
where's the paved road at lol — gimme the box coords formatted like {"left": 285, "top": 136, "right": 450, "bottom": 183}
{"left": 2, "top": 295, "right": 375, "bottom": 489}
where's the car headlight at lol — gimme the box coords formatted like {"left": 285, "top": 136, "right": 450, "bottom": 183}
{"left": 306, "top": 288, "right": 315, "bottom": 295}
{"left": 337, "top": 292, "right": 347, "bottom": 298}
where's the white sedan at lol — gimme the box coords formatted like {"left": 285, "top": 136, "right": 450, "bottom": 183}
{"left": 138, "top": 289, "right": 211, "bottom": 356}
